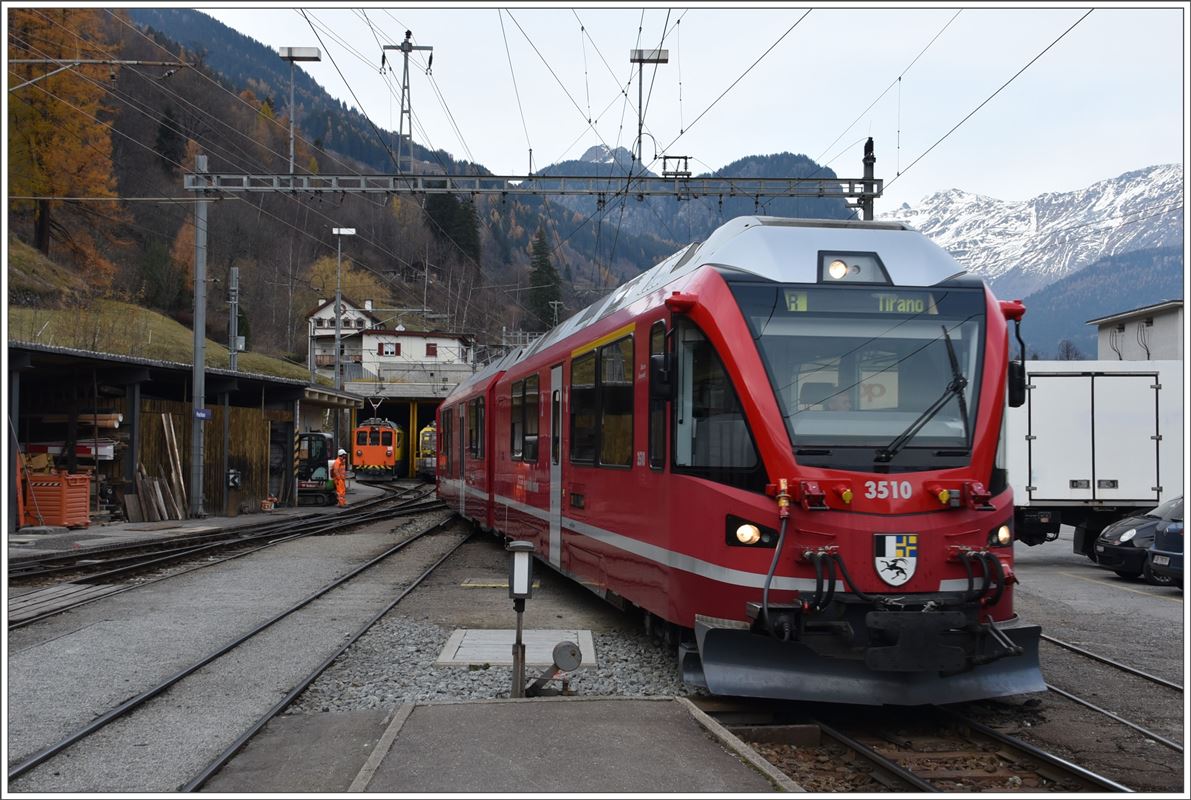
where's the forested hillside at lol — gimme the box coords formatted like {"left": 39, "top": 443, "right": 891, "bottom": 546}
{"left": 1018, "top": 246, "right": 1183, "bottom": 358}
{"left": 9, "top": 7, "right": 861, "bottom": 365}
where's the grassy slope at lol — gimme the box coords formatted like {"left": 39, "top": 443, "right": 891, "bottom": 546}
{"left": 8, "top": 235, "right": 330, "bottom": 383}
{"left": 8, "top": 239, "right": 90, "bottom": 302}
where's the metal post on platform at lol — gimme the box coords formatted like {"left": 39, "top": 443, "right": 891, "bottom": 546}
{"left": 507, "top": 540, "right": 535, "bottom": 698}
{"left": 190, "top": 154, "right": 209, "bottom": 518}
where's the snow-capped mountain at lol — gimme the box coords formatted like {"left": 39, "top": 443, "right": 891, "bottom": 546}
{"left": 878, "top": 164, "right": 1184, "bottom": 300}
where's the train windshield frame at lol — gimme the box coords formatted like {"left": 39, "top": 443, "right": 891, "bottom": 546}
{"left": 730, "top": 281, "right": 987, "bottom": 472}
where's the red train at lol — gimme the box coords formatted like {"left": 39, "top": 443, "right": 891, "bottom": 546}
{"left": 438, "top": 216, "right": 1044, "bottom": 705}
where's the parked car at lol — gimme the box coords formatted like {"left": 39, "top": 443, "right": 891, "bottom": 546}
{"left": 1094, "top": 496, "right": 1183, "bottom": 585}
{"left": 1147, "top": 520, "right": 1184, "bottom": 589}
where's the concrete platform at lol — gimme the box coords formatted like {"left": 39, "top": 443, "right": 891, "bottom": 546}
{"left": 203, "top": 697, "right": 799, "bottom": 793}
{"left": 7, "top": 480, "right": 391, "bottom": 562}
{"left": 436, "top": 628, "right": 597, "bottom": 667}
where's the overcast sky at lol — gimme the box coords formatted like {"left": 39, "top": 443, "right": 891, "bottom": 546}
{"left": 204, "top": 2, "right": 1187, "bottom": 211}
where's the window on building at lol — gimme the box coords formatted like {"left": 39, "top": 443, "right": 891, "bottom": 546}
{"left": 426, "top": 342, "right": 438, "bottom": 358}
{"left": 315, "top": 318, "right": 324, "bottom": 328}
{"left": 569, "top": 351, "right": 599, "bottom": 464}
{"left": 673, "top": 320, "right": 764, "bottom": 491}
{"left": 380, "top": 342, "right": 397, "bottom": 357}
{"left": 467, "top": 398, "right": 485, "bottom": 458}
{"left": 649, "top": 321, "right": 667, "bottom": 469}
{"left": 510, "top": 380, "right": 524, "bottom": 459}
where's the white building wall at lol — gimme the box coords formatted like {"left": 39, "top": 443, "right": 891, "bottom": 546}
{"left": 1095, "top": 307, "right": 1184, "bottom": 360}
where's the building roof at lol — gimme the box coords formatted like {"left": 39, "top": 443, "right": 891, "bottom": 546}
{"left": 365, "top": 329, "right": 474, "bottom": 343}
{"left": 1086, "top": 299, "right": 1184, "bottom": 327}
{"left": 303, "top": 295, "right": 383, "bottom": 323}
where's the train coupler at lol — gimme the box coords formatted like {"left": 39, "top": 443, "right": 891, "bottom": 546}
{"left": 744, "top": 600, "right": 805, "bottom": 642}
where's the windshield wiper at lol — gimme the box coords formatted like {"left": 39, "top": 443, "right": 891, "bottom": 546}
{"left": 875, "top": 325, "right": 970, "bottom": 463}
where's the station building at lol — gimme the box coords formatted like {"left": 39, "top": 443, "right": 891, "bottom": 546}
{"left": 7, "top": 342, "right": 361, "bottom": 531}
{"left": 1087, "top": 299, "right": 1183, "bottom": 361}
{"left": 305, "top": 297, "right": 476, "bottom": 475}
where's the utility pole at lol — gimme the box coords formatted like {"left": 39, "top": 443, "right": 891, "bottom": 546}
{"left": 228, "top": 266, "right": 240, "bottom": 372}
{"left": 278, "top": 47, "right": 320, "bottom": 174}
{"left": 548, "top": 300, "right": 564, "bottom": 327}
{"left": 190, "top": 155, "right": 209, "bottom": 518}
{"left": 630, "top": 49, "right": 668, "bottom": 163}
{"left": 332, "top": 227, "right": 355, "bottom": 452}
{"left": 382, "top": 31, "right": 433, "bottom": 173}
{"left": 861, "top": 137, "right": 876, "bottom": 221}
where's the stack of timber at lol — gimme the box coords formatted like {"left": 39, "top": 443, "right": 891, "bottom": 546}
{"left": 125, "top": 417, "right": 189, "bottom": 522}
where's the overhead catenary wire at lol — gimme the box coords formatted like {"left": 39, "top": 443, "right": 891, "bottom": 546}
{"left": 299, "top": 11, "right": 555, "bottom": 330}
{"left": 886, "top": 8, "right": 1094, "bottom": 190}
{"left": 81, "top": 12, "right": 514, "bottom": 331}
{"left": 811, "top": 10, "right": 962, "bottom": 173}
{"left": 11, "top": 40, "right": 485, "bottom": 337}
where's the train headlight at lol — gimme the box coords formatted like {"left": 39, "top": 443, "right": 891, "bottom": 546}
{"left": 989, "top": 524, "right": 1013, "bottom": 547}
{"left": 386, "top": 448, "right": 393, "bottom": 456}
{"left": 726, "top": 516, "right": 778, "bottom": 547}
{"left": 735, "top": 524, "right": 762, "bottom": 545}
{"left": 355, "top": 449, "right": 363, "bottom": 457}
{"left": 818, "top": 251, "right": 890, "bottom": 284}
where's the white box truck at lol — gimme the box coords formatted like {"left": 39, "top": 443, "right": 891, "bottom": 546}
{"left": 1005, "top": 360, "right": 1183, "bottom": 557}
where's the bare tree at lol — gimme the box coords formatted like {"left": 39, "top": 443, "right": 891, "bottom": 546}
{"left": 1056, "top": 339, "right": 1085, "bottom": 360}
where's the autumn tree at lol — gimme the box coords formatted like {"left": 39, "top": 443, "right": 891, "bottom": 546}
{"left": 8, "top": 8, "right": 121, "bottom": 284}
{"left": 304, "top": 256, "right": 393, "bottom": 316}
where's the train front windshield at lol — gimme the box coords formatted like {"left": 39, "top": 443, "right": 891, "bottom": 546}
{"left": 731, "top": 283, "right": 986, "bottom": 472}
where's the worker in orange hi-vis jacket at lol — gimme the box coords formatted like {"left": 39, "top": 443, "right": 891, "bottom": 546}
{"left": 332, "top": 449, "right": 349, "bottom": 508}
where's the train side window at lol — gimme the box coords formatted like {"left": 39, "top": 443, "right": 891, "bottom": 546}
{"left": 551, "top": 389, "right": 561, "bottom": 465}
{"left": 356, "top": 430, "right": 367, "bottom": 446}
{"left": 649, "top": 321, "right": 666, "bottom": 469}
{"left": 673, "top": 320, "right": 765, "bottom": 492}
{"left": 467, "top": 398, "right": 484, "bottom": 458}
{"left": 381, "top": 430, "right": 393, "bottom": 446}
{"left": 598, "top": 336, "right": 633, "bottom": 467}
{"left": 569, "top": 352, "right": 597, "bottom": 464}
{"left": 523, "top": 375, "right": 540, "bottom": 463}
{"left": 510, "top": 381, "right": 525, "bottom": 460}
{"left": 443, "top": 411, "right": 453, "bottom": 475}
{"left": 476, "top": 398, "right": 485, "bottom": 459}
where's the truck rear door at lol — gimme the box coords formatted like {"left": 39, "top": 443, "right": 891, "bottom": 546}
{"left": 1028, "top": 374, "right": 1093, "bottom": 501}
{"left": 1092, "top": 374, "right": 1159, "bottom": 503}
{"left": 1027, "top": 372, "right": 1159, "bottom": 503}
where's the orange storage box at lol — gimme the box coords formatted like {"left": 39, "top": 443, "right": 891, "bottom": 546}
{"left": 23, "top": 471, "right": 90, "bottom": 528}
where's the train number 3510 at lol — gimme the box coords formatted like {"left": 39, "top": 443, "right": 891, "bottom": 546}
{"left": 864, "top": 480, "right": 913, "bottom": 500}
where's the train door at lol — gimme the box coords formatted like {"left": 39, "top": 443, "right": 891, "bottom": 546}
{"left": 457, "top": 404, "right": 466, "bottom": 515}
{"left": 548, "top": 364, "right": 563, "bottom": 568}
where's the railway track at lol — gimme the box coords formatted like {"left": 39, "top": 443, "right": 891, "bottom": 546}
{"left": 8, "top": 483, "right": 432, "bottom": 580}
{"left": 8, "top": 484, "right": 440, "bottom": 629}
{"left": 693, "top": 698, "right": 1129, "bottom": 792}
{"left": 1036, "top": 633, "right": 1184, "bottom": 753}
{"left": 8, "top": 513, "right": 468, "bottom": 790}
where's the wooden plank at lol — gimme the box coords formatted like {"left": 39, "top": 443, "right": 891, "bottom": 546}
{"left": 135, "top": 466, "right": 159, "bottom": 522}
{"left": 123, "top": 493, "right": 144, "bottom": 523}
{"left": 151, "top": 478, "right": 170, "bottom": 522}
{"left": 157, "top": 465, "right": 182, "bottom": 520}
{"left": 161, "top": 413, "right": 187, "bottom": 513}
